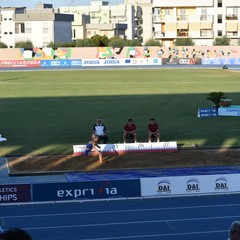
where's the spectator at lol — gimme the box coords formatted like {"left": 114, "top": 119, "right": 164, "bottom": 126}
{"left": 148, "top": 118, "right": 160, "bottom": 142}
{"left": 85, "top": 134, "right": 103, "bottom": 163}
{"left": 0, "top": 228, "right": 32, "bottom": 240}
{"left": 229, "top": 221, "right": 240, "bottom": 240}
{"left": 93, "top": 118, "right": 108, "bottom": 144}
{"left": 124, "top": 118, "right": 137, "bottom": 143}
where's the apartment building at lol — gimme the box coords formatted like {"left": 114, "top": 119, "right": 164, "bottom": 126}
{"left": 0, "top": 3, "right": 73, "bottom": 48}
{"left": 124, "top": 0, "right": 152, "bottom": 44}
{"left": 59, "top": 0, "right": 138, "bottom": 41}
{"left": 152, "top": 0, "right": 240, "bottom": 46}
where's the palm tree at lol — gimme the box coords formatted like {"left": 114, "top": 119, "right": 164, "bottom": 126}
{"left": 207, "top": 92, "right": 225, "bottom": 108}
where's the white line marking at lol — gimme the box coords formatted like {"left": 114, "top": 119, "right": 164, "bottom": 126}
{"left": 75, "top": 229, "right": 228, "bottom": 240}
{"left": 14, "top": 215, "right": 239, "bottom": 230}
{"left": 2, "top": 203, "right": 240, "bottom": 219}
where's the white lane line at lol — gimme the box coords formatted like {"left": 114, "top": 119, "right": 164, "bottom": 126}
{"left": 13, "top": 215, "right": 239, "bottom": 230}
{"left": 76, "top": 229, "right": 228, "bottom": 240}
{"left": 2, "top": 203, "right": 240, "bottom": 219}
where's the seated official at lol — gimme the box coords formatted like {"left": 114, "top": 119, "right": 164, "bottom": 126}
{"left": 148, "top": 118, "right": 160, "bottom": 142}
{"left": 123, "top": 118, "right": 137, "bottom": 143}
{"left": 92, "top": 118, "right": 108, "bottom": 144}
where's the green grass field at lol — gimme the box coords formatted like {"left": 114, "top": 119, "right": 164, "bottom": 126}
{"left": 0, "top": 68, "right": 239, "bottom": 156}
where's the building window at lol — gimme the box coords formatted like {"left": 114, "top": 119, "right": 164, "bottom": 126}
{"left": 26, "top": 28, "right": 32, "bottom": 34}
{"left": 201, "top": 29, "right": 212, "bottom": 37}
{"left": 4, "top": 32, "right": 7, "bottom": 34}
{"left": 43, "top": 28, "right": 49, "bottom": 33}
{"left": 218, "top": 0, "right": 222, "bottom": 7}
{"left": 218, "top": 30, "right": 222, "bottom": 36}
{"left": 20, "top": 23, "right": 25, "bottom": 33}
{"left": 165, "top": 9, "right": 170, "bottom": 15}
{"left": 4, "top": 18, "right": 7, "bottom": 21}
{"left": 9, "top": 18, "right": 12, "bottom": 20}
{"left": 153, "top": 8, "right": 160, "bottom": 15}
{"left": 9, "top": 32, "right": 13, "bottom": 34}
{"left": 217, "top": 14, "right": 222, "bottom": 23}
{"left": 73, "top": 29, "right": 76, "bottom": 38}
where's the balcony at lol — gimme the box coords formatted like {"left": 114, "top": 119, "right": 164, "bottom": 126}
{"left": 226, "top": 14, "right": 238, "bottom": 20}
{"left": 226, "top": 32, "right": 239, "bottom": 38}
{"left": 177, "top": 15, "right": 188, "bottom": 21}
{"left": 154, "top": 31, "right": 165, "bottom": 38}
{"left": 153, "top": 14, "right": 165, "bottom": 22}
{"left": 200, "top": 30, "right": 214, "bottom": 38}
{"left": 200, "top": 15, "right": 213, "bottom": 21}
{"left": 177, "top": 29, "right": 189, "bottom": 37}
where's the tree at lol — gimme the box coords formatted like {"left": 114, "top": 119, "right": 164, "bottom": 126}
{"left": 144, "top": 39, "right": 161, "bottom": 46}
{"left": 0, "top": 42, "right": 7, "bottom": 48}
{"left": 213, "top": 35, "right": 230, "bottom": 46}
{"left": 207, "top": 92, "right": 225, "bottom": 108}
{"left": 91, "top": 35, "right": 109, "bottom": 47}
{"left": 174, "top": 38, "right": 194, "bottom": 46}
{"left": 15, "top": 41, "right": 33, "bottom": 48}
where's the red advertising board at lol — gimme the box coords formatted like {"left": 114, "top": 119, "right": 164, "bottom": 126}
{"left": 0, "top": 60, "right": 40, "bottom": 68}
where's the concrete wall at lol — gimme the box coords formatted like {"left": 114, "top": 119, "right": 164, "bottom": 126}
{"left": 0, "top": 46, "right": 239, "bottom": 60}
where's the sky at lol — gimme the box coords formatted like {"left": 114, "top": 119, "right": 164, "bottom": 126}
{"left": 0, "top": 0, "right": 124, "bottom": 8}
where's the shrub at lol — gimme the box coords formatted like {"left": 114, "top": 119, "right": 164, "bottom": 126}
{"left": 15, "top": 41, "right": 33, "bottom": 48}
{"left": 174, "top": 38, "right": 195, "bottom": 46}
{"left": 213, "top": 35, "right": 230, "bottom": 46}
{"left": 75, "top": 39, "right": 96, "bottom": 47}
{"left": 144, "top": 39, "right": 162, "bottom": 46}
{"left": 91, "top": 35, "right": 109, "bottom": 47}
{"left": 0, "top": 42, "right": 8, "bottom": 48}
{"left": 47, "top": 41, "right": 74, "bottom": 48}
{"left": 108, "top": 37, "right": 126, "bottom": 47}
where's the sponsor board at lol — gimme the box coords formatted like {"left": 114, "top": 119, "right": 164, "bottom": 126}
{"left": 32, "top": 179, "right": 141, "bottom": 201}
{"left": 140, "top": 174, "right": 240, "bottom": 197}
{"left": 162, "top": 58, "right": 201, "bottom": 65}
{"left": 82, "top": 58, "right": 162, "bottom": 66}
{"left": 0, "top": 184, "right": 31, "bottom": 203}
{"left": 202, "top": 58, "right": 240, "bottom": 65}
{"left": 218, "top": 105, "right": 240, "bottom": 116}
{"left": 197, "top": 107, "right": 218, "bottom": 118}
{"left": 124, "top": 58, "right": 162, "bottom": 65}
{"left": 73, "top": 141, "right": 177, "bottom": 155}
{"left": 40, "top": 59, "right": 82, "bottom": 67}
{"left": 0, "top": 60, "right": 40, "bottom": 68}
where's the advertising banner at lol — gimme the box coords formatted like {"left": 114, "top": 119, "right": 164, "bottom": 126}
{"left": 162, "top": 58, "right": 201, "bottom": 65}
{"left": 0, "top": 184, "right": 31, "bottom": 203}
{"left": 197, "top": 107, "right": 218, "bottom": 118}
{"left": 141, "top": 174, "right": 240, "bottom": 197}
{"left": 0, "top": 60, "right": 40, "bottom": 68}
{"left": 82, "top": 58, "right": 162, "bottom": 67}
{"left": 40, "top": 59, "right": 82, "bottom": 67}
{"left": 218, "top": 105, "right": 240, "bottom": 116}
{"left": 202, "top": 58, "right": 240, "bottom": 65}
{"left": 73, "top": 141, "right": 177, "bottom": 155}
{"left": 32, "top": 179, "right": 141, "bottom": 202}
{"left": 123, "top": 58, "right": 162, "bottom": 65}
